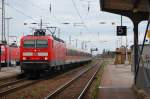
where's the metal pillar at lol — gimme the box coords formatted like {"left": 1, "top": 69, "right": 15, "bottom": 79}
{"left": 69, "top": 35, "right": 71, "bottom": 45}
{"left": 5, "top": 18, "right": 13, "bottom": 67}
{"left": 125, "top": 33, "right": 129, "bottom": 64}
{"left": 0, "top": 44, "right": 1, "bottom": 71}
{"left": 133, "top": 17, "right": 139, "bottom": 84}
{"left": 120, "top": 15, "right": 123, "bottom": 46}
{"left": 1, "top": 0, "right": 5, "bottom": 71}
{"left": 82, "top": 41, "right": 84, "bottom": 50}
{"left": 2, "top": 0, "right": 6, "bottom": 42}
{"left": 40, "top": 19, "right": 42, "bottom": 29}
{"left": 58, "top": 28, "right": 60, "bottom": 38}
{"left": 1, "top": 0, "right": 3, "bottom": 40}
{"left": 75, "top": 39, "right": 78, "bottom": 48}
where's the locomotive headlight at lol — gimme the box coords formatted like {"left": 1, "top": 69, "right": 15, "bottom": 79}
{"left": 23, "top": 57, "right": 26, "bottom": 60}
{"left": 44, "top": 57, "right": 48, "bottom": 60}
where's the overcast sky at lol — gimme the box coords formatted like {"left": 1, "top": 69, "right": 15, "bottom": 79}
{"left": 0, "top": 0, "right": 148, "bottom": 54}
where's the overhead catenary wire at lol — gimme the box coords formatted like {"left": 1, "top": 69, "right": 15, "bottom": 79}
{"left": 20, "top": 0, "right": 88, "bottom": 31}
{"left": 19, "top": 0, "right": 62, "bottom": 25}
{"left": 8, "top": 1, "right": 65, "bottom": 39}
{"left": 5, "top": 2, "right": 56, "bottom": 30}
{"left": 5, "top": 2, "right": 56, "bottom": 37}
{"left": 12, "top": 0, "right": 90, "bottom": 35}
{"left": 19, "top": 0, "right": 63, "bottom": 35}
{"left": 5, "top": 0, "right": 91, "bottom": 42}
{"left": 71, "top": 0, "right": 91, "bottom": 33}
{"left": 6, "top": 0, "right": 57, "bottom": 25}
{"left": 5, "top": 3, "right": 38, "bottom": 22}
{"left": 20, "top": 0, "right": 48, "bottom": 12}
{"left": 71, "top": 0, "right": 85, "bottom": 23}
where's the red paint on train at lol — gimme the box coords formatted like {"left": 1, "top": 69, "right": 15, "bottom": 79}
{"left": 0, "top": 44, "right": 20, "bottom": 66}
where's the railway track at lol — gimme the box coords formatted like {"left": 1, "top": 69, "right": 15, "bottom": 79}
{"left": 0, "top": 73, "right": 24, "bottom": 86}
{"left": 77, "top": 64, "right": 100, "bottom": 99}
{"left": 0, "top": 79, "right": 26, "bottom": 89}
{"left": 0, "top": 78, "right": 41, "bottom": 96}
{"left": 45, "top": 62, "right": 101, "bottom": 99}
{"left": 0, "top": 62, "right": 92, "bottom": 97}
{"left": 0, "top": 61, "right": 98, "bottom": 98}
{"left": 0, "top": 76, "right": 18, "bottom": 86}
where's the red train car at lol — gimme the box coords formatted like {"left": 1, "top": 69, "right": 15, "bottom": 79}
{"left": 20, "top": 29, "right": 91, "bottom": 74}
{"left": 65, "top": 48, "right": 91, "bottom": 64}
{"left": 0, "top": 44, "right": 20, "bottom": 66}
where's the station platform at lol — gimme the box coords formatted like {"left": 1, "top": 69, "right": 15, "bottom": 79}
{"left": 0, "top": 66, "right": 21, "bottom": 79}
{"left": 98, "top": 62, "right": 138, "bottom": 99}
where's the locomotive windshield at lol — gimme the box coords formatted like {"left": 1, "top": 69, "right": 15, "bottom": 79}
{"left": 23, "top": 40, "right": 48, "bottom": 48}
{"left": 23, "top": 40, "right": 35, "bottom": 48}
{"left": 36, "top": 40, "right": 48, "bottom": 48}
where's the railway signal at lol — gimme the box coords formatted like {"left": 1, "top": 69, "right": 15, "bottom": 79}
{"left": 117, "top": 26, "right": 127, "bottom": 36}
{"left": 90, "top": 48, "right": 98, "bottom": 54}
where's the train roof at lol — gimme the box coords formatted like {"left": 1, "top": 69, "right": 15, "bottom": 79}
{"left": 21, "top": 35, "right": 65, "bottom": 43}
{"left": 66, "top": 44, "right": 90, "bottom": 54}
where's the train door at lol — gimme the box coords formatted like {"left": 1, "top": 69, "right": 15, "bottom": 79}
{"left": 1, "top": 45, "right": 6, "bottom": 66}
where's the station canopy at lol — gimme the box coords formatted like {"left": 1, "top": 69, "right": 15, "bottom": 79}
{"left": 100, "top": 0, "right": 149, "bottom": 21}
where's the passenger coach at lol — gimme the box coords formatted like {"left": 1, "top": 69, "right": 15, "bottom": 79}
{"left": 0, "top": 43, "right": 20, "bottom": 67}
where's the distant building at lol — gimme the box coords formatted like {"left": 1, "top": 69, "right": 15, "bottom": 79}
{"left": 114, "top": 46, "right": 131, "bottom": 64}
{"left": 96, "top": 50, "right": 115, "bottom": 58}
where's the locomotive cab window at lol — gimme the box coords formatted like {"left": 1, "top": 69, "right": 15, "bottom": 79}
{"left": 36, "top": 40, "right": 48, "bottom": 48}
{"left": 23, "top": 40, "right": 35, "bottom": 48}
{"left": 23, "top": 40, "right": 48, "bottom": 48}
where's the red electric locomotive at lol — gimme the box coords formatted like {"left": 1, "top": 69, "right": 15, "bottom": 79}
{"left": 0, "top": 43, "right": 20, "bottom": 66}
{"left": 20, "top": 29, "right": 91, "bottom": 75}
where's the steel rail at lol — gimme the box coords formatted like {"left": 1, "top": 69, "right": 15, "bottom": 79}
{"left": 0, "top": 79, "right": 26, "bottom": 89}
{"left": 77, "top": 63, "right": 101, "bottom": 99}
{"left": 0, "top": 75, "right": 17, "bottom": 82}
{"left": 45, "top": 63, "right": 99, "bottom": 99}
{"left": 0, "top": 80, "right": 41, "bottom": 96}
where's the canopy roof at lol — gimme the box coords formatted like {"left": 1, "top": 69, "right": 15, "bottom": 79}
{"left": 100, "top": 0, "right": 149, "bottom": 21}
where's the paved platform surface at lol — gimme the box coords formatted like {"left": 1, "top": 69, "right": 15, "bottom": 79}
{"left": 98, "top": 62, "right": 138, "bottom": 99}
{"left": 0, "top": 66, "right": 21, "bottom": 79}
